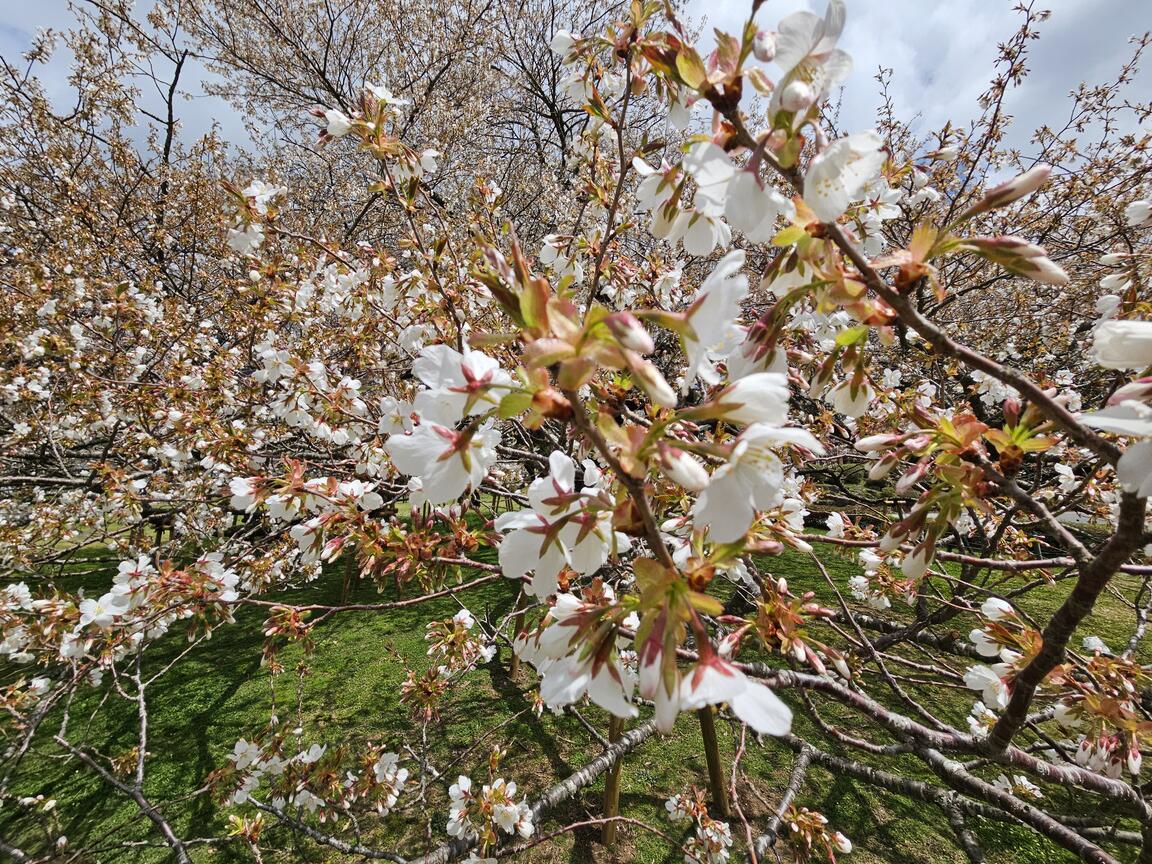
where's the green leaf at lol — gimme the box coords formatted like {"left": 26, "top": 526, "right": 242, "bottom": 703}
{"left": 688, "top": 591, "right": 724, "bottom": 617}
{"left": 519, "top": 277, "right": 551, "bottom": 330}
{"left": 498, "top": 391, "right": 533, "bottom": 419}
{"left": 675, "top": 47, "right": 708, "bottom": 90}
{"left": 834, "top": 325, "right": 870, "bottom": 347}
{"left": 773, "top": 224, "right": 807, "bottom": 247}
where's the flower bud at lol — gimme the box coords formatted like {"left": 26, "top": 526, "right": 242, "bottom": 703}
{"left": 966, "top": 164, "right": 1052, "bottom": 216}
{"left": 656, "top": 443, "right": 710, "bottom": 491}
{"left": 981, "top": 597, "right": 1014, "bottom": 621}
{"left": 894, "top": 460, "right": 929, "bottom": 495}
{"left": 321, "top": 535, "right": 346, "bottom": 561}
{"left": 629, "top": 356, "right": 677, "bottom": 407}
{"left": 856, "top": 433, "right": 902, "bottom": 453}
{"left": 324, "top": 108, "right": 353, "bottom": 138}
{"left": 1002, "top": 397, "right": 1021, "bottom": 425}
{"left": 1100, "top": 272, "right": 1132, "bottom": 293}
{"left": 605, "top": 311, "right": 655, "bottom": 354}
{"left": 780, "top": 80, "right": 815, "bottom": 112}
{"left": 832, "top": 654, "right": 851, "bottom": 680}
{"left": 964, "top": 235, "right": 1069, "bottom": 286}
{"left": 745, "top": 538, "right": 784, "bottom": 556}
{"left": 878, "top": 527, "right": 906, "bottom": 553}
{"left": 1125, "top": 199, "right": 1152, "bottom": 228}
{"left": 901, "top": 546, "right": 931, "bottom": 580}
{"left": 1108, "top": 376, "right": 1152, "bottom": 405}
{"left": 868, "top": 452, "right": 899, "bottom": 481}
{"left": 752, "top": 30, "right": 776, "bottom": 62}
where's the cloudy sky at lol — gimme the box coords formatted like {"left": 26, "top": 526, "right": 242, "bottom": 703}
{"left": 0, "top": 0, "right": 253, "bottom": 146}
{"left": 687, "top": 0, "right": 1151, "bottom": 149}
{"left": 1, "top": 0, "right": 1149, "bottom": 152}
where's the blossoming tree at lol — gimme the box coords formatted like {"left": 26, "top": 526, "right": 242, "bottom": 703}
{"left": 3, "top": 0, "right": 1152, "bottom": 862}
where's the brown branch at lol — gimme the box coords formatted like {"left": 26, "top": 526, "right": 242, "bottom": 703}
{"left": 53, "top": 736, "right": 192, "bottom": 864}
{"left": 988, "top": 492, "right": 1147, "bottom": 750}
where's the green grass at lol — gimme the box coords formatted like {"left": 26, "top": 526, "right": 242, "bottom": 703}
{"left": 1, "top": 543, "right": 1144, "bottom": 863}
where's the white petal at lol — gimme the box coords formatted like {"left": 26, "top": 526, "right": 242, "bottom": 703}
{"left": 539, "top": 656, "right": 590, "bottom": 706}
{"left": 1118, "top": 440, "right": 1152, "bottom": 497}
{"left": 730, "top": 680, "right": 792, "bottom": 735}
{"left": 587, "top": 665, "right": 638, "bottom": 718}
{"left": 498, "top": 528, "right": 542, "bottom": 581}
{"left": 1081, "top": 403, "right": 1152, "bottom": 437}
{"left": 693, "top": 472, "right": 756, "bottom": 543}
{"left": 682, "top": 142, "right": 735, "bottom": 187}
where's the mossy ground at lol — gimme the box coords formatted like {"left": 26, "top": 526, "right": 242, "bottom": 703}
{"left": 1, "top": 543, "right": 1142, "bottom": 863}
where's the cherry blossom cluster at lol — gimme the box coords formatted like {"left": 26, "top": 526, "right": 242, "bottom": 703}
{"left": 447, "top": 773, "right": 535, "bottom": 852}
{"left": 664, "top": 787, "right": 734, "bottom": 864}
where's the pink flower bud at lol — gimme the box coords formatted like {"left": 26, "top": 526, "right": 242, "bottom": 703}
{"left": 965, "top": 235, "right": 1069, "bottom": 286}
{"left": 868, "top": 452, "right": 899, "bottom": 481}
{"left": 856, "top": 433, "right": 902, "bottom": 452}
{"left": 1002, "top": 397, "right": 1021, "bottom": 425}
{"left": 606, "top": 311, "right": 655, "bottom": 354}
{"left": 629, "top": 355, "right": 677, "bottom": 407}
{"left": 832, "top": 655, "right": 851, "bottom": 679}
{"left": 894, "top": 460, "right": 929, "bottom": 495}
{"left": 780, "top": 80, "right": 815, "bottom": 112}
{"left": 967, "top": 164, "right": 1052, "bottom": 215}
{"left": 656, "top": 444, "right": 710, "bottom": 492}
{"left": 752, "top": 30, "right": 776, "bottom": 63}
{"left": 1108, "top": 377, "right": 1152, "bottom": 405}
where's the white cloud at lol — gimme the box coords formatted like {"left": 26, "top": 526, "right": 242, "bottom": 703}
{"left": 3, "top": 0, "right": 1146, "bottom": 157}
{"left": 0, "top": 0, "right": 253, "bottom": 148}
{"left": 687, "top": 0, "right": 1151, "bottom": 151}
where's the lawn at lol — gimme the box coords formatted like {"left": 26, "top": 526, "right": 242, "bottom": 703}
{"left": 1, "top": 541, "right": 1143, "bottom": 863}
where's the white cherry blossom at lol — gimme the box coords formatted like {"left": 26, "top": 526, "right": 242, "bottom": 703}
{"left": 724, "top": 171, "right": 795, "bottom": 243}
{"left": 385, "top": 419, "right": 500, "bottom": 506}
{"left": 1091, "top": 320, "right": 1152, "bottom": 370}
{"left": 694, "top": 424, "right": 824, "bottom": 543}
{"left": 679, "top": 654, "right": 791, "bottom": 735}
{"left": 681, "top": 251, "right": 748, "bottom": 391}
{"left": 1126, "top": 199, "right": 1152, "bottom": 228}
{"left": 963, "top": 663, "right": 1010, "bottom": 711}
{"left": 770, "top": 0, "right": 852, "bottom": 118}
{"left": 803, "top": 131, "right": 885, "bottom": 223}
{"left": 411, "top": 344, "right": 511, "bottom": 425}
{"left": 825, "top": 377, "right": 876, "bottom": 418}
{"left": 709, "top": 372, "right": 790, "bottom": 426}
{"left": 324, "top": 108, "right": 353, "bottom": 137}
